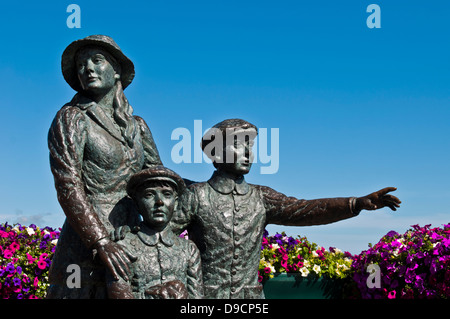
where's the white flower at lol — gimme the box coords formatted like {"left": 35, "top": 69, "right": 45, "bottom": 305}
{"left": 312, "top": 251, "right": 319, "bottom": 258}
{"left": 303, "top": 260, "right": 310, "bottom": 267}
{"left": 300, "top": 267, "right": 310, "bottom": 277}
{"left": 26, "top": 227, "right": 35, "bottom": 236}
{"left": 51, "top": 239, "right": 58, "bottom": 245}
{"left": 313, "top": 265, "right": 321, "bottom": 274}
{"left": 271, "top": 243, "right": 280, "bottom": 251}
{"left": 339, "top": 264, "right": 349, "bottom": 271}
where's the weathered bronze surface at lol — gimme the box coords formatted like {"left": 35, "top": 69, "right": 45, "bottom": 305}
{"left": 107, "top": 166, "right": 203, "bottom": 299}
{"left": 47, "top": 35, "right": 162, "bottom": 298}
{"left": 172, "top": 118, "right": 401, "bottom": 299}
{"left": 47, "top": 36, "right": 401, "bottom": 299}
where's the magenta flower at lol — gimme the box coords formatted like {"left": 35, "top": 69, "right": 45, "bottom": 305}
{"left": 37, "top": 260, "right": 47, "bottom": 270}
{"left": 39, "top": 253, "right": 48, "bottom": 261}
{"left": 9, "top": 242, "right": 20, "bottom": 252}
{"left": 26, "top": 253, "right": 37, "bottom": 264}
{"left": 3, "top": 249, "right": 13, "bottom": 259}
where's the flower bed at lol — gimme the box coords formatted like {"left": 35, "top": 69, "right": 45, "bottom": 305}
{"left": 2, "top": 221, "right": 449, "bottom": 299}
{"left": 259, "top": 230, "right": 354, "bottom": 282}
{"left": 0, "top": 223, "right": 60, "bottom": 299}
{"left": 351, "top": 224, "right": 450, "bottom": 299}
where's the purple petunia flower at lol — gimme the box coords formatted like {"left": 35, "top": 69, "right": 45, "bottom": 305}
{"left": 385, "top": 230, "right": 399, "bottom": 238}
{"left": 13, "top": 277, "right": 21, "bottom": 286}
{"left": 5, "top": 263, "right": 15, "bottom": 273}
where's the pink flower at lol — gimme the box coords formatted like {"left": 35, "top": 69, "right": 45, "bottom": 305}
{"left": 39, "top": 253, "right": 48, "bottom": 261}
{"left": 9, "top": 242, "right": 20, "bottom": 252}
{"left": 37, "top": 260, "right": 47, "bottom": 270}
{"left": 388, "top": 290, "right": 396, "bottom": 299}
{"left": 26, "top": 253, "right": 37, "bottom": 264}
{"left": 33, "top": 277, "right": 39, "bottom": 288}
{"left": 3, "top": 249, "right": 13, "bottom": 259}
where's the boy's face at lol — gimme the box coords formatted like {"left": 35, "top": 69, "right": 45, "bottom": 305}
{"left": 135, "top": 184, "right": 178, "bottom": 230}
{"left": 219, "top": 129, "right": 256, "bottom": 176}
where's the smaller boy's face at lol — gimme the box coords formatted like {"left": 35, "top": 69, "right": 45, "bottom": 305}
{"left": 135, "top": 185, "right": 177, "bottom": 229}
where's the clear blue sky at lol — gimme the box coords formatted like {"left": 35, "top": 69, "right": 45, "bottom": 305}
{"left": 0, "top": 1, "right": 449, "bottom": 254}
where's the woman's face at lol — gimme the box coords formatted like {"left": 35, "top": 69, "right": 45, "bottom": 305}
{"left": 76, "top": 47, "right": 118, "bottom": 95}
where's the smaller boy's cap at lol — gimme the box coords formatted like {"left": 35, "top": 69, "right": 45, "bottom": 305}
{"left": 127, "top": 166, "right": 185, "bottom": 197}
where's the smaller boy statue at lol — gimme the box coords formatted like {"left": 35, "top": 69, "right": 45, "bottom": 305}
{"left": 107, "top": 166, "right": 204, "bottom": 299}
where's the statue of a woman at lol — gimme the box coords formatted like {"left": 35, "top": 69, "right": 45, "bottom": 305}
{"left": 47, "top": 35, "right": 162, "bottom": 298}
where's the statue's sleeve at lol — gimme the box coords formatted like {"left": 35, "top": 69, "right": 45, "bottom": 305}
{"left": 134, "top": 116, "right": 163, "bottom": 167}
{"left": 186, "top": 240, "right": 204, "bottom": 299}
{"left": 170, "top": 185, "right": 198, "bottom": 235}
{"left": 258, "top": 185, "right": 358, "bottom": 226}
{"left": 48, "top": 106, "right": 109, "bottom": 247}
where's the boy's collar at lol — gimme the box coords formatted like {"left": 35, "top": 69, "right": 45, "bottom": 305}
{"left": 207, "top": 170, "right": 250, "bottom": 195}
{"left": 136, "top": 222, "right": 175, "bottom": 247}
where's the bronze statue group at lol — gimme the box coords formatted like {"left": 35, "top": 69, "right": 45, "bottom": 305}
{"left": 47, "top": 35, "right": 401, "bottom": 299}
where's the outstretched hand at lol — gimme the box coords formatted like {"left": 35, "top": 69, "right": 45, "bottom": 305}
{"left": 356, "top": 187, "right": 401, "bottom": 212}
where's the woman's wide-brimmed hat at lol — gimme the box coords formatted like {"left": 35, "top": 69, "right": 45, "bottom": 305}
{"left": 61, "top": 34, "right": 135, "bottom": 92}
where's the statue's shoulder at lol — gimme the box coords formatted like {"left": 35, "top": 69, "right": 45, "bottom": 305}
{"left": 175, "top": 236, "right": 200, "bottom": 255}
{"left": 117, "top": 231, "right": 141, "bottom": 252}
{"left": 52, "top": 95, "right": 89, "bottom": 124}
{"left": 187, "top": 181, "right": 209, "bottom": 194}
{"left": 49, "top": 103, "right": 89, "bottom": 137}
{"left": 133, "top": 115, "right": 150, "bottom": 128}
